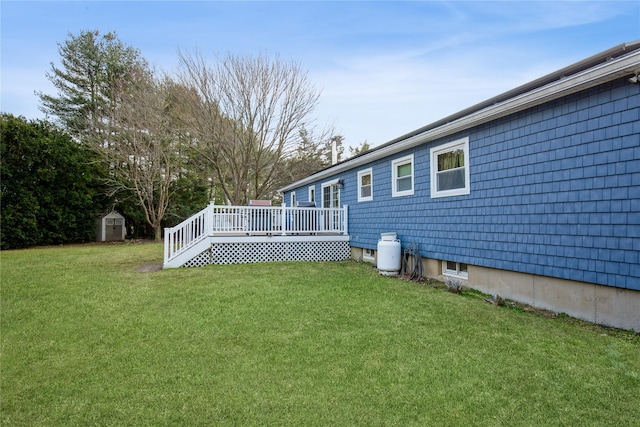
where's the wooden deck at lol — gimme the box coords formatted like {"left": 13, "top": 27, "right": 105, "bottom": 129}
{"left": 163, "top": 204, "right": 349, "bottom": 268}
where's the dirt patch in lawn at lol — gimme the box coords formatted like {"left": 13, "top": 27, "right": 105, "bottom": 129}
{"left": 135, "top": 263, "right": 163, "bottom": 273}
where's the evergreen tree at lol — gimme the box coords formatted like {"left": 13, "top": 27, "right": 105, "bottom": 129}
{"left": 348, "top": 140, "right": 371, "bottom": 157}
{"left": 37, "top": 30, "right": 192, "bottom": 240}
{"left": 37, "top": 30, "right": 148, "bottom": 140}
{"left": 0, "top": 114, "right": 106, "bottom": 249}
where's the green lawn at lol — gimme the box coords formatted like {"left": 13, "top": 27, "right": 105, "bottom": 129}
{"left": 1, "top": 243, "right": 639, "bottom": 426}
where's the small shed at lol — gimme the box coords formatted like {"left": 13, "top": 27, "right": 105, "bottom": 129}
{"left": 96, "top": 211, "right": 126, "bottom": 241}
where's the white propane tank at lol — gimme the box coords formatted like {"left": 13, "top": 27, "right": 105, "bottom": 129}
{"left": 377, "top": 233, "right": 401, "bottom": 276}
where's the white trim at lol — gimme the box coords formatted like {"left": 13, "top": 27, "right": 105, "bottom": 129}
{"left": 323, "top": 178, "right": 341, "bottom": 187}
{"left": 430, "top": 137, "right": 470, "bottom": 198}
{"left": 443, "top": 261, "right": 468, "bottom": 279}
{"left": 321, "top": 180, "right": 341, "bottom": 208}
{"left": 210, "top": 235, "right": 350, "bottom": 244}
{"left": 357, "top": 168, "right": 373, "bottom": 202}
{"left": 278, "top": 49, "right": 640, "bottom": 193}
{"left": 290, "top": 191, "right": 296, "bottom": 207}
{"left": 308, "top": 186, "right": 316, "bottom": 204}
{"left": 392, "top": 154, "right": 414, "bottom": 197}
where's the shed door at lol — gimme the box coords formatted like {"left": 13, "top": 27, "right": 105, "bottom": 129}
{"left": 105, "top": 218, "right": 123, "bottom": 241}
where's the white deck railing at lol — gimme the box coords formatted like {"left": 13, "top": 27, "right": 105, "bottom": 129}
{"left": 164, "top": 203, "right": 348, "bottom": 264}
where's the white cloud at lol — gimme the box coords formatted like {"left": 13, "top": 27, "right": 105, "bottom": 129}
{"left": 1, "top": 0, "right": 637, "bottom": 149}
{"left": 311, "top": 42, "right": 572, "bottom": 148}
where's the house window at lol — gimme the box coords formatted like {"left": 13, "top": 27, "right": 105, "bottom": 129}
{"left": 443, "top": 260, "right": 468, "bottom": 279}
{"left": 392, "top": 154, "right": 414, "bottom": 197}
{"left": 308, "top": 186, "right": 315, "bottom": 205}
{"left": 363, "top": 248, "right": 375, "bottom": 262}
{"left": 357, "top": 168, "right": 373, "bottom": 202}
{"left": 322, "top": 181, "right": 340, "bottom": 208}
{"left": 291, "top": 192, "right": 296, "bottom": 207}
{"left": 322, "top": 180, "right": 341, "bottom": 231}
{"left": 431, "top": 137, "right": 470, "bottom": 198}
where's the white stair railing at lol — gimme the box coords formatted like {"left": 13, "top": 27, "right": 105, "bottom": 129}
{"left": 164, "top": 203, "right": 211, "bottom": 264}
{"left": 164, "top": 203, "right": 349, "bottom": 266}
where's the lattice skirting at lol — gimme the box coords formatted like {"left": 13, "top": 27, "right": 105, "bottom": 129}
{"left": 182, "top": 240, "right": 350, "bottom": 267}
{"left": 183, "top": 248, "right": 213, "bottom": 268}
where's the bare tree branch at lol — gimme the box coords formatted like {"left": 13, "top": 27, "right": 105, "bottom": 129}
{"left": 178, "top": 51, "right": 321, "bottom": 204}
{"left": 91, "top": 71, "right": 184, "bottom": 240}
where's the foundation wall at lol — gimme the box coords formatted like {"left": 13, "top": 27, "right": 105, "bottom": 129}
{"left": 468, "top": 265, "right": 640, "bottom": 332}
{"left": 429, "top": 260, "right": 640, "bottom": 332}
{"left": 353, "top": 247, "right": 640, "bottom": 332}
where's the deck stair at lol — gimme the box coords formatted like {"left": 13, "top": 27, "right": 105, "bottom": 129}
{"left": 163, "top": 203, "right": 349, "bottom": 268}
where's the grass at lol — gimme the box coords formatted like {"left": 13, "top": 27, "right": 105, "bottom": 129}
{"left": 1, "top": 243, "right": 639, "bottom": 426}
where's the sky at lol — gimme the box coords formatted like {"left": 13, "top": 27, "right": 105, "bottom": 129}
{"left": 2, "top": 1, "right": 639, "bottom": 149}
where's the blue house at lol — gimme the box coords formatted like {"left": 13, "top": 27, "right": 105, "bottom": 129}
{"left": 279, "top": 42, "right": 640, "bottom": 332}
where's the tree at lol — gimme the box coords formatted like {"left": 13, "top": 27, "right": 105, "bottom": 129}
{"left": 37, "top": 30, "right": 148, "bottom": 140}
{"left": 291, "top": 126, "right": 325, "bottom": 175}
{"left": 178, "top": 51, "right": 321, "bottom": 204}
{"left": 94, "top": 73, "right": 189, "bottom": 241}
{"left": 0, "top": 114, "right": 106, "bottom": 249}
{"left": 277, "top": 127, "right": 344, "bottom": 185}
{"left": 37, "top": 30, "right": 187, "bottom": 240}
{"left": 348, "top": 140, "right": 371, "bottom": 158}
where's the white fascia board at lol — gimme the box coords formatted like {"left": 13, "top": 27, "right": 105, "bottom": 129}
{"left": 279, "top": 50, "right": 640, "bottom": 193}
{"left": 323, "top": 178, "right": 341, "bottom": 186}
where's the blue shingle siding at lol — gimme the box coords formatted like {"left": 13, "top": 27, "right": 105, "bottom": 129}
{"left": 284, "top": 78, "right": 640, "bottom": 290}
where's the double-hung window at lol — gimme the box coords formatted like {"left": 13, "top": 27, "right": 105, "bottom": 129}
{"left": 392, "top": 154, "right": 414, "bottom": 197}
{"left": 357, "top": 168, "right": 373, "bottom": 202}
{"left": 430, "top": 137, "right": 470, "bottom": 198}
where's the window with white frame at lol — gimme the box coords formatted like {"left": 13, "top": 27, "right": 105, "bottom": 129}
{"left": 321, "top": 180, "right": 341, "bottom": 231}
{"left": 443, "top": 261, "right": 468, "bottom": 279}
{"left": 321, "top": 181, "right": 340, "bottom": 208}
{"left": 357, "top": 168, "right": 373, "bottom": 202}
{"left": 430, "top": 137, "right": 470, "bottom": 198}
{"left": 392, "top": 154, "right": 414, "bottom": 197}
{"left": 363, "top": 248, "right": 375, "bottom": 261}
{"left": 290, "top": 191, "right": 296, "bottom": 207}
{"left": 308, "top": 186, "right": 316, "bottom": 205}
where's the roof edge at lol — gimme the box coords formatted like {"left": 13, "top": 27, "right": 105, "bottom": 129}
{"left": 279, "top": 41, "right": 640, "bottom": 193}
{"left": 383, "top": 40, "right": 640, "bottom": 149}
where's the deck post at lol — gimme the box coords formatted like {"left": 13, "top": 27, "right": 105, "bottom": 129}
{"left": 343, "top": 205, "right": 348, "bottom": 235}
{"left": 163, "top": 227, "right": 170, "bottom": 262}
{"left": 281, "top": 203, "right": 287, "bottom": 235}
{"left": 207, "top": 201, "right": 214, "bottom": 236}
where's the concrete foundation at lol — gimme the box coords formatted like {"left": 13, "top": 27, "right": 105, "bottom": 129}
{"left": 432, "top": 260, "right": 640, "bottom": 331}
{"left": 468, "top": 265, "right": 640, "bottom": 332}
{"left": 351, "top": 247, "right": 640, "bottom": 332}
